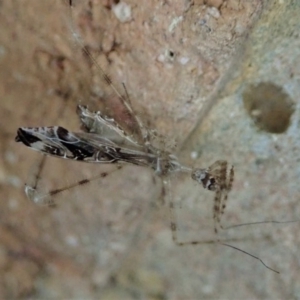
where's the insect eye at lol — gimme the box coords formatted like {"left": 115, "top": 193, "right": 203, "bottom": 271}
{"left": 207, "top": 177, "right": 216, "bottom": 191}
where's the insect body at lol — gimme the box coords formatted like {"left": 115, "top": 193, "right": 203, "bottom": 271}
{"left": 14, "top": 0, "right": 282, "bottom": 274}
{"left": 15, "top": 103, "right": 234, "bottom": 234}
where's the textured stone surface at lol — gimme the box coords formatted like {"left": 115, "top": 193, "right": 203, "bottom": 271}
{"left": 0, "top": 0, "right": 299, "bottom": 298}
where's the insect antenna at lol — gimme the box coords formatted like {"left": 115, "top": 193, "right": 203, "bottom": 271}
{"left": 225, "top": 219, "right": 299, "bottom": 229}
{"left": 220, "top": 242, "right": 279, "bottom": 274}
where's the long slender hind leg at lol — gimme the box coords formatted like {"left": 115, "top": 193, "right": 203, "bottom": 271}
{"left": 68, "top": 0, "right": 152, "bottom": 146}
{"left": 164, "top": 178, "right": 279, "bottom": 273}
{"left": 26, "top": 164, "right": 123, "bottom": 206}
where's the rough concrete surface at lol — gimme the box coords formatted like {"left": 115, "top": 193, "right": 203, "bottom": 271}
{"left": 0, "top": 0, "right": 299, "bottom": 299}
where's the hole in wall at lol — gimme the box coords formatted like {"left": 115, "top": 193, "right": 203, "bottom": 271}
{"left": 242, "top": 82, "right": 295, "bottom": 133}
